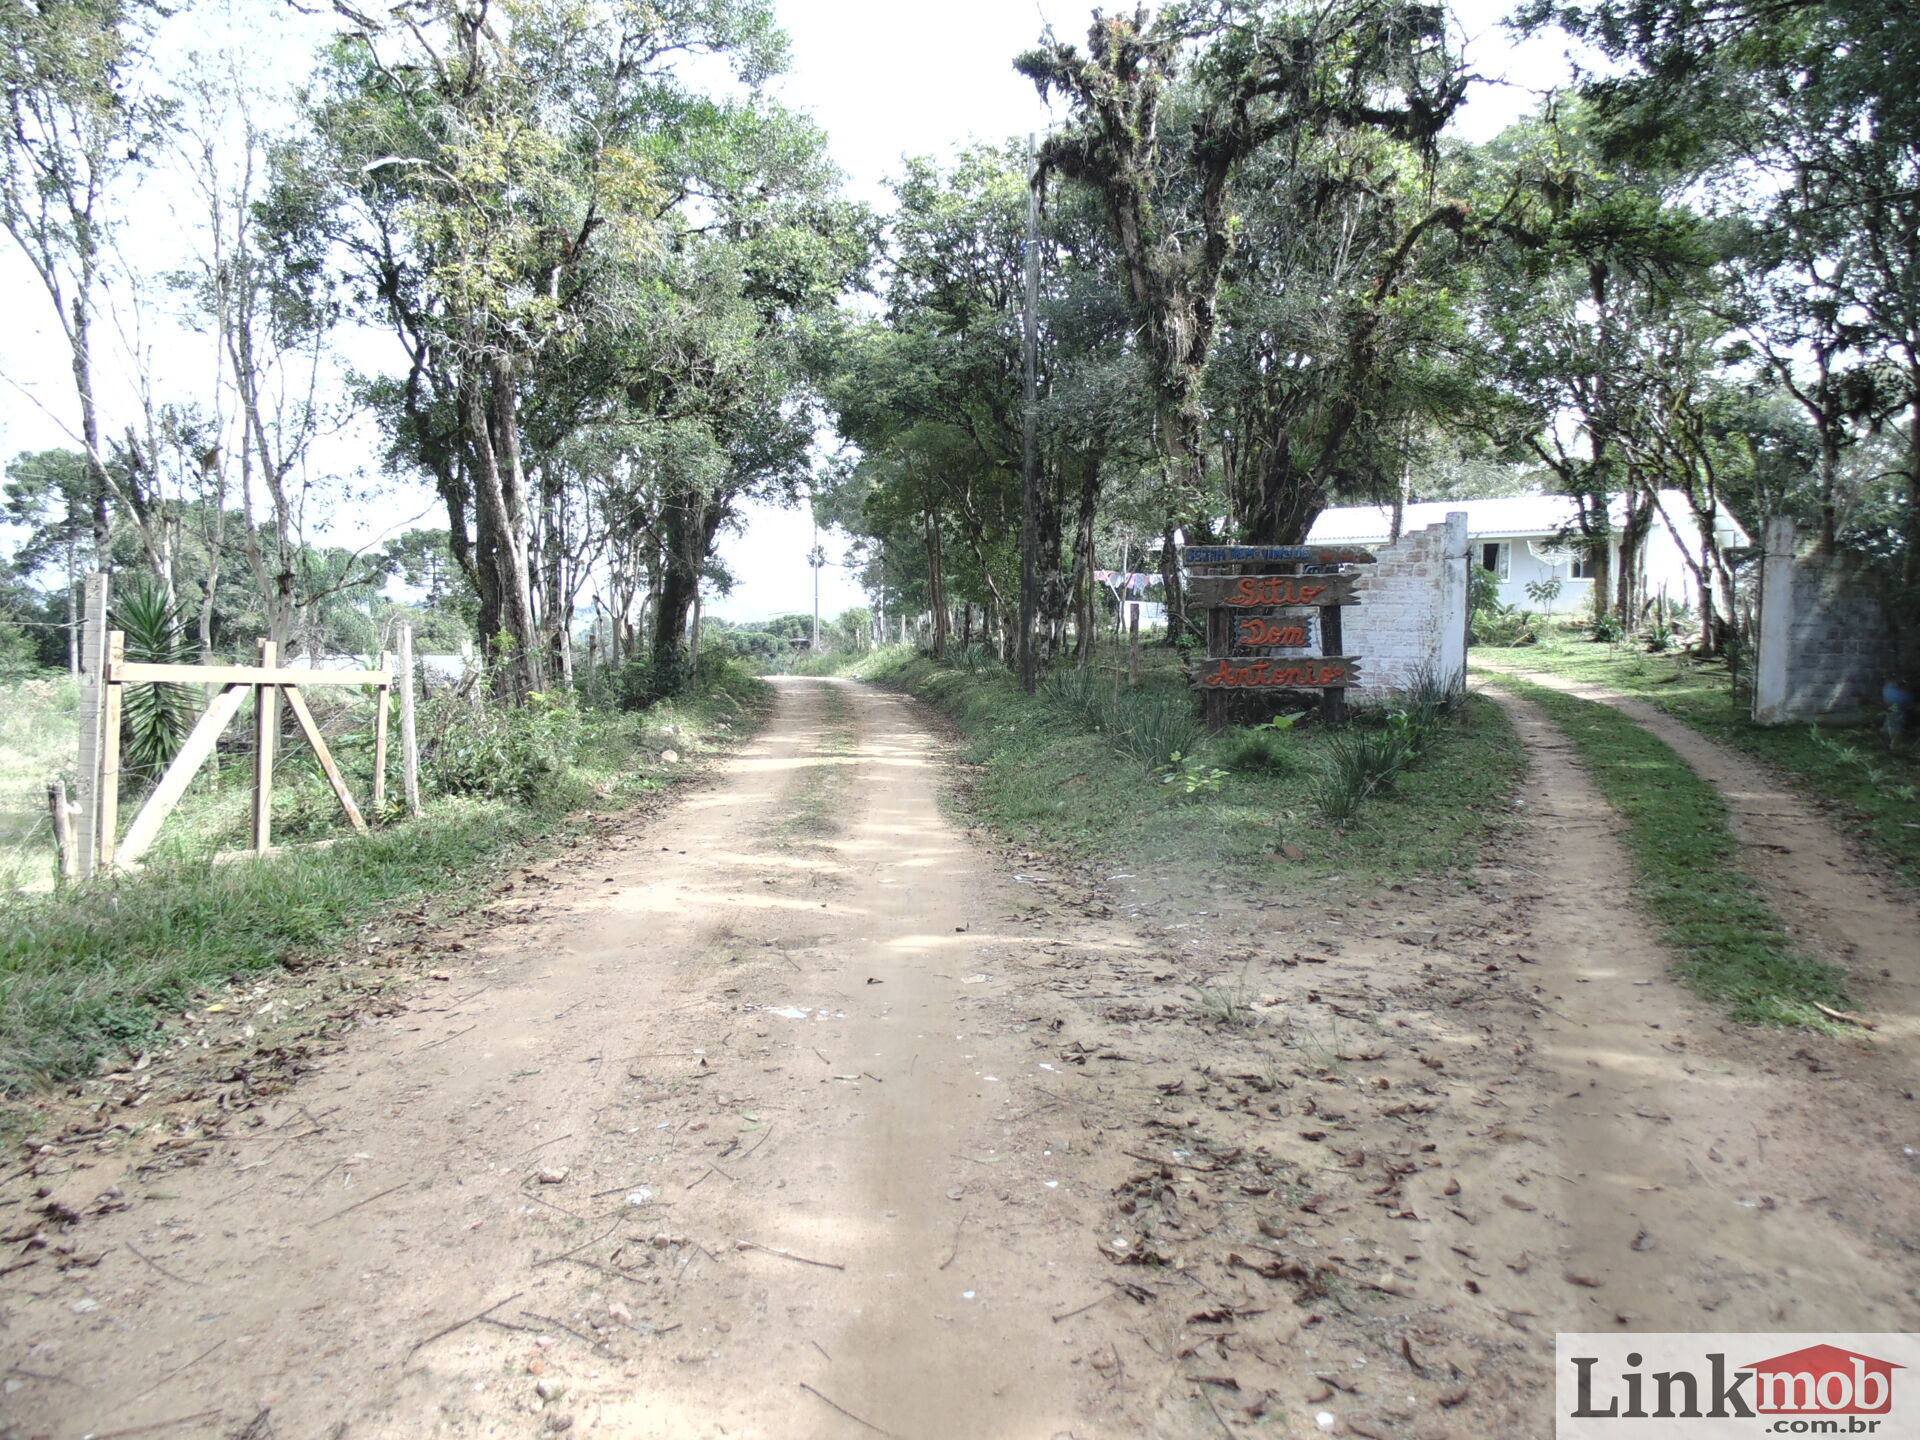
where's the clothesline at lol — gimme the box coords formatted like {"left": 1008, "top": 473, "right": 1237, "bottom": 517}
{"left": 1093, "top": 570, "right": 1156, "bottom": 593}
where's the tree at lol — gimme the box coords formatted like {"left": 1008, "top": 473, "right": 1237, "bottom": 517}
{"left": 3, "top": 447, "right": 97, "bottom": 670}
{"left": 1526, "top": 0, "right": 1920, "bottom": 583}
{"left": 1463, "top": 100, "right": 1716, "bottom": 621}
{"left": 1, "top": 0, "right": 169, "bottom": 569}
{"left": 1017, "top": 0, "right": 1466, "bottom": 638}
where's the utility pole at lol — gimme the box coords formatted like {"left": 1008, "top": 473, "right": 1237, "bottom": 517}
{"left": 1018, "top": 136, "right": 1042, "bottom": 694}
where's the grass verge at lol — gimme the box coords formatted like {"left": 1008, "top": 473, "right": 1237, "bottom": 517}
{"left": 1477, "top": 631, "right": 1920, "bottom": 888}
{"left": 837, "top": 645, "right": 1524, "bottom": 888}
{"left": 1487, "top": 671, "right": 1847, "bottom": 1027}
{"left": 0, "top": 667, "right": 771, "bottom": 1093}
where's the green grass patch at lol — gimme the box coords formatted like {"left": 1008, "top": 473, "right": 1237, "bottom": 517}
{"left": 0, "top": 675, "right": 79, "bottom": 891}
{"left": 1487, "top": 671, "right": 1848, "bottom": 1027}
{"left": 0, "top": 665, "right": 771, "bottom": 1094}
{"left": 1477, "top": 629, "right": 1920, "bottom": 889}
{"left": 849, "top": 644, "right": 1524, "bottom": 888}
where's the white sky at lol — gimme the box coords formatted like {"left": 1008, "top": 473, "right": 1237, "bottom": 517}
{"left": 0, "top": 0, "right": 1568, "bottom": 625}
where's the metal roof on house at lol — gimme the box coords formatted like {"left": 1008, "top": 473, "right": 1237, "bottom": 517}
{"left": 1304, "top": 491, "right": 1751, "bottom": 547}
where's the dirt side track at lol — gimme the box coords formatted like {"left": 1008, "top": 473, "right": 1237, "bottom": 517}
{"left": 4, "top": 676, "right": 1915, "bottom": 1440}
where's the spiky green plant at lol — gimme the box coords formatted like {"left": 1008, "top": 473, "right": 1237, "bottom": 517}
{"left": 112, "top": 577, "right": 199, "bottom": 782}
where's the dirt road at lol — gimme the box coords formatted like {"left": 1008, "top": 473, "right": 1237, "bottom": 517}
{"left": 5, "top": 674, "right": 1918, "bottom": 1440}
{"left": 6, "top": 679, "right": 1140, "bottom": 1439}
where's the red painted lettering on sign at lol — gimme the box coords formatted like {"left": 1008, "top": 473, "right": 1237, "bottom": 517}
{"left": 1228, "top": 577, "right": 1328, "bottom": 607}
{"left": 1234, "top": 617, "right": 1308, "bottom": 647}
{"left": 1197, "top": 658, "right": 1353, "bottom": 689}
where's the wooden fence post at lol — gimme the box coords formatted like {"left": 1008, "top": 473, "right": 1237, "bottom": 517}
{"left": 97, "top": 631, "right": 124, "bottom": 870}
{"left": 73, "top": 573, "right": 110, "bottom": 878}
{"left": 373, "top": 651, "right": 393, "bottom": 814}
{"left": 1319, "top": 603, "right": 1347, "bottom": 725}
{"left": 253, "top": 639, "right": 277, "bottom": 853}
{"left": 47, "top": 779, "right": 74, "bottom": 883}
{"left": 398, "top": 622, "right": 421, "bottom": 816}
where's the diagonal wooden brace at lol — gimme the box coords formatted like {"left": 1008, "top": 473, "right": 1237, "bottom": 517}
{"left": 115, "top": 683, "right": 252, "bottom": 869}
{"left": 283, "top": 685, "right": 369, "bottom": 834}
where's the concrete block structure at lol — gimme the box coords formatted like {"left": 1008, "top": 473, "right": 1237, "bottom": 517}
{"left": 1753, "top": 517, "right": 1898, "bottom": 724}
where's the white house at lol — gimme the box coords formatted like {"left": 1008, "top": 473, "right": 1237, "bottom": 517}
{"left": 1305, "top": 491, "right": 1751, "bottom": 613}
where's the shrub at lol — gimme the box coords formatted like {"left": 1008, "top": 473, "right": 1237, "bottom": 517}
{"left": 952, "top": 643, "right": 1001, "bottom": 674}
{"left": 1469, "top": 565, "right": 1537, "bottom": 646}
{"left": 1221, "top": 724, "right": 1302, "bottom": 776}
{"left": 1312, "top": 675, "right": 1456, "bottom": 825}
{"left": 1109, "top": 689, "right": 1205, "bottom": 771}
{"left": 418, "top": 692, "right": 587, "bottom": 803}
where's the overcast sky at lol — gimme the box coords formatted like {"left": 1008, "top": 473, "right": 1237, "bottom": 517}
{"left": 0, "top": 0, "right": 1569, "bottom": 624}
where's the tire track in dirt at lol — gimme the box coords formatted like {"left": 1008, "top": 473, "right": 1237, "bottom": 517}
{"left": 942, "top": 684, "right": 1920, "bottom": 1438}
{"left": 1478, "top": 684, "right": 1919, "bottom": 1337}
{"left": 1, "top": 677, "right": 1143, "bottom": 1440}
{"left": 1472, "top": 657, "right": 1920, "bottom": 1041}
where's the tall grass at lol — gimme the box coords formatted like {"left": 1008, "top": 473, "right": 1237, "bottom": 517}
{"left": 1311, "top": 671, "right": 1458, "bottom": 826}
{"left": 1041, "top": 665, "right": 1204, "bottom": 770}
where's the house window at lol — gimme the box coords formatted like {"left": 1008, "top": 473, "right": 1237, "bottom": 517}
{"left": 1480, "top": 542, "right": 1510, "bottom": 580}
{"left": 1569, "top": 554, "right": 1595, "bottom": 579}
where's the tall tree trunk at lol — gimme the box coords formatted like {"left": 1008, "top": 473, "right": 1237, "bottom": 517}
{"left": 926, "top": 505, "right": 949, "bottom": 660}
{"left": 1906, "top": 390, "right": 1920, "bottom": 592}
{"left": 1070, "top": 455, "right": 1102, "bottom": 665}
{"left": 465, "top": 359, "right": 542, "bottom": 699}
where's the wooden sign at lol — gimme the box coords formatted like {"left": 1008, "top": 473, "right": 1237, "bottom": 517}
{"left": 1194, "top": 656, "right": 1359, "bottom": 690}
{"left": 1187, "top": 574, "right": 1360, "bottom": 609}
{"left": 1183, "top": 544, "right": 1376, "bottom": 566}
{"left": 1225, "top": 613, "right": 1316, "bottom": 654}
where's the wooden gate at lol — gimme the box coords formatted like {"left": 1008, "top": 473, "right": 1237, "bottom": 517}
{"left": 71, "top": 574, "right": 417, "bottom": 878}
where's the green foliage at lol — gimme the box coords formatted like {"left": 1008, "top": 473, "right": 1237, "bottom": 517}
{"left": 1524, "top": 575, "right": 1563, "bottom": 613}
{"left": 1469, "top": 568, "right": 1536, "bottom": 647}
{"left": 1221, "top": 723, "right": 1303, "bottom": 776}
{"left": 1311, "top": 678, "right": 1457, "bottom": 826}
{"left": 111, "top": 576, "right": 198, "bottom": 781}
{"left": 416, "top": 691, "right": 586, "bottom": 804}
{"left": 1158, "top": 751, "right": 1229, "bottom": 797}
{"left": 1807, "top": 728, "right": 1917, "bottom": 807}
{"left": 849, "top": 645, "right": 1522, "bottom": 886}
{"left": 1489, "top": 672, "right": 1847, "bottom": 1026}
{"left": 1107, "top": 691, "right": 1207, "bottom": 772}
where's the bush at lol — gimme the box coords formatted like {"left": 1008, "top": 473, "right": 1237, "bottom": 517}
{"left": 1044, "top": 665, "right": 1111, "bottom": 732}
{"left": 418, "top": 692, "right": 588, "bottom": 803}
{"left": 1313, "top": 675, "right": 1458, "bottom": 825}
{"left": 1468, "top": 565, "right": 1537, "bottom": 646}
{"left": 1221, "top": 724, "right": 1303, "bottom": 776}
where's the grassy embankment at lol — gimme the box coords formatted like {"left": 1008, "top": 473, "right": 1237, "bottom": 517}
{"left": 1486, "top": 669, "right": 1848, "bottom": 1026}
{"left": 804, "top": 641, "right": 1526, "bottom": 889}
{"left": 0, "top": 666, "right": 770, "bottom": 1092}
{"left": 1477, "top": 627, "right": 1920, "bottom": 887}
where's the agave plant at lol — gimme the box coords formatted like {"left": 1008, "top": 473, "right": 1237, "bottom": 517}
{"left": 112, "top": 577, "right": 200, "bottom": 781}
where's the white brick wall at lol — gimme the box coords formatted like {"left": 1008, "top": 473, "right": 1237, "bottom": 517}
{"left": 1344, "top": 514, "right": 1469, "bottom": 700}
{"left": 1754, "top": 517, "right": 1895, "bottom": 723}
